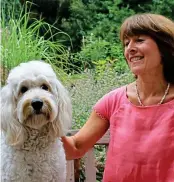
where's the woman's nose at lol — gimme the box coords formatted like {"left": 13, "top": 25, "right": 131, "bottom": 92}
{"left": 127, "top": 42, "right": 137, "bottom": 54}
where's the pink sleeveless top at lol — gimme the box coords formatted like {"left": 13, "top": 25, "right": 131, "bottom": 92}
{"left": 93, "top": 86, "right": 174, "bottom": 182}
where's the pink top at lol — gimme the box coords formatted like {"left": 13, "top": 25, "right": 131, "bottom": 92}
{"left": 93, "top": 86, "right": 174, "bottom": 182}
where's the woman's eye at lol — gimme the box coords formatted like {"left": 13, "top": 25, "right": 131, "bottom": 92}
{"left": 136, "top": 38, "right": 144, "bottom": 42}
{"left": 41, "top": 84, "right": 49, "bottom": 91}
{"left": 20, "top": 86, "right": 28, "bottom": 94}
{"left": 124, "top": 41, "right": 129, "bottom": 47}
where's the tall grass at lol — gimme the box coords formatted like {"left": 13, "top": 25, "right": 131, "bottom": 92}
{"left": 1, "top": 3, "right": 70, "bottom": 84}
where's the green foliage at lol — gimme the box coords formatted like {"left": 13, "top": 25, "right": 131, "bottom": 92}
{"left": 1, "top": 0, "right": 22, "bottom": 22}
{"left": 64, "top": 0, "right": 135, "bottom": 70}
{"left": 87, "top": 0, "right": 135, "bottom": 43}
{"left": 93, "top": 57, "right": 129, "bottom": 81}
{"left": 93, "top": 59, "right": 110, "bottom": 80}
{"left": 71, "top": 34, "right": 128, "bottom": 76}
{"left": 59, "top": 0, "right": 95, "bottom": 51}
{"left": 76, "top": 36, "right": 111, "bottom": 69}
{"left": 95, "top": 145, "right": 107, "bottom": 181}
{"left": 68, "top": 69, "right": 134, "bottom": 128}
{"left": 149, "top": 0, "right": 174, "bottom": 18}
{"left": 10, "top": 0, "right": 173, "bottom": 74}
{"left": 1, "top": 4, "right": 70, "bottom": 84}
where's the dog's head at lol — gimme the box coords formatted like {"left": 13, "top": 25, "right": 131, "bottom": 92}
{"left": 1, "top": 60, "right": 72, "bottom": 146}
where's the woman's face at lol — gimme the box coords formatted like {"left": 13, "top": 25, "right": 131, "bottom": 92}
{"left": 124, "top": 35, "right": 163, "bottom": 77}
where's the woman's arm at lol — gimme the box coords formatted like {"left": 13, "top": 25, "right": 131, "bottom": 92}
{"left": 62, "top": 110, "right": 109, "bottom": 160}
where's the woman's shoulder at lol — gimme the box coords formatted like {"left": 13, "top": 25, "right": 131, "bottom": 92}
{"left": 96, "top": 85, "right": 127, "bottom": 109}
{"left": 93, "top": 85, "right": 128, "bottom": 121}
{"left": 105, "top": 85, "right": 127, "bottom": 99}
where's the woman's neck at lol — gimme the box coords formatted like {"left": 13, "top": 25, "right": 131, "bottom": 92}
{"left": 136, "top": 73, "right": 168, "bottom": 98}
{"left": 136, "top": 76, "right": 168, "bottom": 98}
{"left": 135, "top": 65, "right": 168, "bottom": 95}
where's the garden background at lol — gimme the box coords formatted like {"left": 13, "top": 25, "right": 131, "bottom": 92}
{"left": 1, "top": 0, "right": 174, "bottom": 181}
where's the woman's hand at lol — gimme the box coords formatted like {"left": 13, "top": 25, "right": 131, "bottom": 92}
{"left": 62, "top": 110, "right": 109, "bottom": 160}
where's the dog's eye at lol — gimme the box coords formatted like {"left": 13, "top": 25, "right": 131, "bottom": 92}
{"left": 41, "top": 84, "right": 49, "bottom": 91}
{"left": 20, "top": 86, "right": 28, "bottom": 94}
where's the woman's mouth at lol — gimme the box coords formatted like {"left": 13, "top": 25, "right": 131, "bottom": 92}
{"left": 130, "top": 56, "right": 144, "bottom": 62}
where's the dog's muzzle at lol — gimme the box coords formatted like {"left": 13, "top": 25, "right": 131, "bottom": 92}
{"left": 31, "top": 98, "right": 43, "bottom": 114}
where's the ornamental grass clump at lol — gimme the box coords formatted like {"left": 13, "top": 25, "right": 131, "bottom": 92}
{"left": 1, "top": 4, "right": 69, "bottom": 85}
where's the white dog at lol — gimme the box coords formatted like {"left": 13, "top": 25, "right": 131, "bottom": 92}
{"left": 1, "top": 60, "right": 72, "bottom": 182}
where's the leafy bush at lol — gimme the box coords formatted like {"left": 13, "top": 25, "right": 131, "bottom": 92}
{"left": 75, "top": 36, "right": 111, "bottom": 69}
{"left": 149, "top": 0, "right": 174, "bottom": 18}
{"left": 72, "top": 34, "right": 129, "bottom": 75}
{"left": 68, "top": 68, "right": 134, "bottom": 128}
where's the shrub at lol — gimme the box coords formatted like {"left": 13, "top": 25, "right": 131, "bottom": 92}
{"left": 68, "top": 68, "right": 134, "bottom": 128}
{"left": 72, "top": 34, "right": 129, "bottom": 75}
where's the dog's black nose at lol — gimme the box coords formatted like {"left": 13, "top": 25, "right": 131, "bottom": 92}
{"left": 31, "top": 98, "right": 43, "bottom": 112}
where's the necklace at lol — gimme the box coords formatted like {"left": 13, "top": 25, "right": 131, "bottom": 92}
{"left": 135, "top": 81, "right": 170, "bottom": 106}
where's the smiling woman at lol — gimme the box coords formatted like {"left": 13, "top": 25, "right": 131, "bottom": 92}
{"left": 123, "top": 35, "right": 162, "bottom": 77}
{"left": 62, "top": 13, "right": 174, "bottom": 182}
{"left": 120, "top": 13, "right": 174, "bottom": 107}
{"left": 120, "top": 13, "right": 174, "bottom": 83}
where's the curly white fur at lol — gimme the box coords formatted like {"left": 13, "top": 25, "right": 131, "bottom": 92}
{"left": 1, "top": 60, "right": 72, "bottom": 182}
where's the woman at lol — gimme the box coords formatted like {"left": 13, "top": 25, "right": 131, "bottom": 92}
{"left": 62, "top": 13, "right": 174, "bottom": 181}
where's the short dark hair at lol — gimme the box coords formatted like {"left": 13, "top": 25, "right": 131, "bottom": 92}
{"left": 120, "top": 13, "right": 174, "bottom": 83}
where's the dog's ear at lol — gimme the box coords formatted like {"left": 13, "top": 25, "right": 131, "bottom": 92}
{"left": 50, "top": 79, "right": 72, "bottom": 137}
{"left": 0, "top": 84, "right": 25, "bottom": 146}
